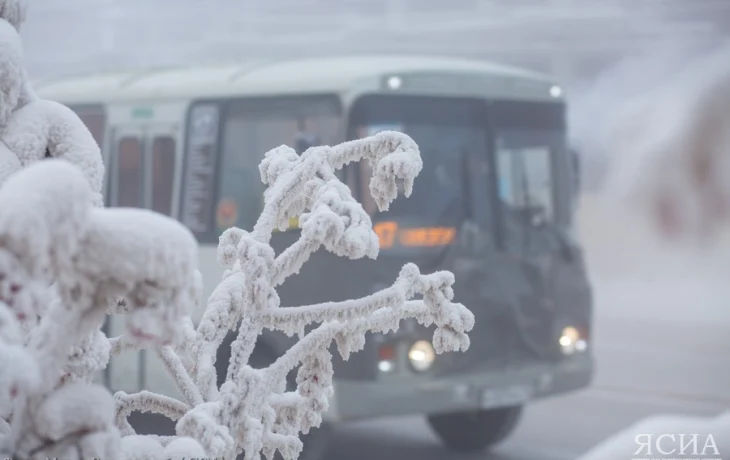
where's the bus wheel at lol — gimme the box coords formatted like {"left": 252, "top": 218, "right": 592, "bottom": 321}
{"left": 427, "top": 406, "right": 523, "bottom": 453}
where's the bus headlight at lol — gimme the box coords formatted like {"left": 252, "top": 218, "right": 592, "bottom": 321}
{"left": 408, "top": 340, "right": 435, "bottom": 372}
{"left": 559, "top": 326, "right": 587, "bottom": 356}
{"left": 549, "top": 85, "right": 563, "bottom": 98}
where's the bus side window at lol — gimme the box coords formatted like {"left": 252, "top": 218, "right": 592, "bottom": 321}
{"left": 116, "top": 137, "right": 144, "bottom": 208}
{"left": 72, "top": 107, "right": 106, "bottom": 149}
{"left": 151, "top": 136, "right": 176, "bottom": 216}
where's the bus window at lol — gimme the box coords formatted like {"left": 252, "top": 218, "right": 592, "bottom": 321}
{"left": 496, "top": 142, "right": 553, "bottom": 222}
{"left": 70, "top": 106, "right": 106, "bottom": 149}
{"left": 217, "top": 96, "right": 341, "bottom": 233}
{"left": 151, "top": 136, "right": 176, "bottom": 216}
{"left": 115, "top": 137, "right": 144, "bottom": 208}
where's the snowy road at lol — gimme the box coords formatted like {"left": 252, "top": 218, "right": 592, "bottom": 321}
{"left": 323, "top": 275, "right": 730, "bottom": 460}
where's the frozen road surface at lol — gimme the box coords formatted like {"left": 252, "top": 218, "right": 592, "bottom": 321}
{"left": 321, "top": 196, "right": 730, "bottom": 460}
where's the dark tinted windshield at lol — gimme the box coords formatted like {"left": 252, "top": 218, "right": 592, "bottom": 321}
{"left": 349, "top": 95, "right": 488, "bottom": 234}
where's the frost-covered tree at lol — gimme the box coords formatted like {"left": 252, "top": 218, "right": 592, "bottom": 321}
{"left": 0, "top": 2, "right": 474, "bottom": 459}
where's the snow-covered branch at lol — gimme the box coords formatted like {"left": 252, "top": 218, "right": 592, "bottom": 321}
{"left": 115, "top": 391, "right": 190, "bottom": 433}
{"left": 160, "top": 133, "right": 470, "bottom": 460}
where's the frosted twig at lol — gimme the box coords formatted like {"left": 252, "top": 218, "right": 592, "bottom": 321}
{"left": 156, "top": 346, "right": 203, "bottom": 407}
{"left": 193, "top": 270, "right": 245, "bottom": 401}
{"left": 268, "top": 298, "right": 470, "bottom": 382}
{"left": 109, "top": 335, "right": 145, "bottom": 357}
{"left": 258, "top": 285, "right": 406, "bottom": 335}
{"left": 270, "top": 238, "right": 320, "bottom": 287}
{"left": 114, "top": 390, "right": 189, "bottom": 431}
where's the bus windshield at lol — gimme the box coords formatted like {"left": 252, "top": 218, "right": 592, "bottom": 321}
{"left": 348, "top": 95, "right": 567, "bottom": 254}
{"left": 349, "top": 95, "right": 489, "bottom": 237}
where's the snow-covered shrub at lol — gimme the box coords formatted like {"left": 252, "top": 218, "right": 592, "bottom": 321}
{"left": 0, "top": 2, "right": 474, "bottom": 459}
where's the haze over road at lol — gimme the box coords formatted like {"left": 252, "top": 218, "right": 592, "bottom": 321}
{"left": 323, "top": 194, "right": 730, "bottom": 460}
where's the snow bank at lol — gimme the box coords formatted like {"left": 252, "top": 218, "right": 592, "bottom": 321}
{"left": 580, "top": 412, "right": 730, "bottom": 460}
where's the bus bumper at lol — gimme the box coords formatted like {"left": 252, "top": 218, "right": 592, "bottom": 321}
{"left": 321, "top": 353, "right": 593, "bottom": 423}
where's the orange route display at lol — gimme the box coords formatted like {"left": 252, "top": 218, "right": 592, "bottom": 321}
{"left": 373, "top": 221, "right": 456, "bottom": 248}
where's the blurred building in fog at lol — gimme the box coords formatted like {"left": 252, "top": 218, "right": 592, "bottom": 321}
{"left": 21, "top": 0, "right": 729, "bottom": 83}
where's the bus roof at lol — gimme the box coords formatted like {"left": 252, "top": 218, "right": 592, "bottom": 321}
{"left": 32, "top": 54, "right": 556, "bottom": 104}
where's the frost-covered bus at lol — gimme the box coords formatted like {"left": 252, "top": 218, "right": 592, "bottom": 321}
{"left": 35, "top": 55, "right": 593, "bottom": 458}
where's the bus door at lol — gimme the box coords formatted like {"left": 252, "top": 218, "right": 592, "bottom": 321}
{"left": 106, "top": 123, "right": 182, "bottom": 398}
{"left": 108, "top": 125, "right": 179, "bottom": 213}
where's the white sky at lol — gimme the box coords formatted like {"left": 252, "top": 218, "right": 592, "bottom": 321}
{"left": 19, "top": 0, "right": 728, "bottom": 80}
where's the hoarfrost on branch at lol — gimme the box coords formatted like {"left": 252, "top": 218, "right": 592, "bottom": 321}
{"left": 0, "top": 1, "right": 474, "bottom": 459}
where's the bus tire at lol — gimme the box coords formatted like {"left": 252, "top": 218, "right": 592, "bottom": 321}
{"left": 427, "top": 406, "right": 523, "bottom": 453}
{"left": 216, "top": 332, "right": 332, "bottom": 460}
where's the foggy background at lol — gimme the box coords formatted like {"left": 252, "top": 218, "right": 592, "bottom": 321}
{"left": 17, "top": 2, "right": 730, "bottom": 459}
{"left": 20, "top": 0, "right": 730, "bottom": 191}
{"left": 21, "top": 0, "right": 730, "bottom": 81}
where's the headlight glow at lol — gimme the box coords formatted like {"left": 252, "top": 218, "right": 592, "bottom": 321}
{"left": 549, "top": 85, "right": 563, "bottom": 98}
{"left": 408, "top": 340, "right": 435, "bottom": 372}
{"left": 559, "top": 326, "right": 584, "bottom": 355}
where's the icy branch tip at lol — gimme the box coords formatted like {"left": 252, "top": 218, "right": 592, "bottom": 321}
{"left": 357, "top": 130, "right": 423, "bottom": 212}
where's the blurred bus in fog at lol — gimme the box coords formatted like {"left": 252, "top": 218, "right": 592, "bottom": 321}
{"left": 36, "top": 55, "right": 593, "bottom": 459}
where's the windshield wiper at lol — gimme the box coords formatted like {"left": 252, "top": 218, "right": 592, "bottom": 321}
{"left": 513, "top": 150, "right": 573, "bottom": 261}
